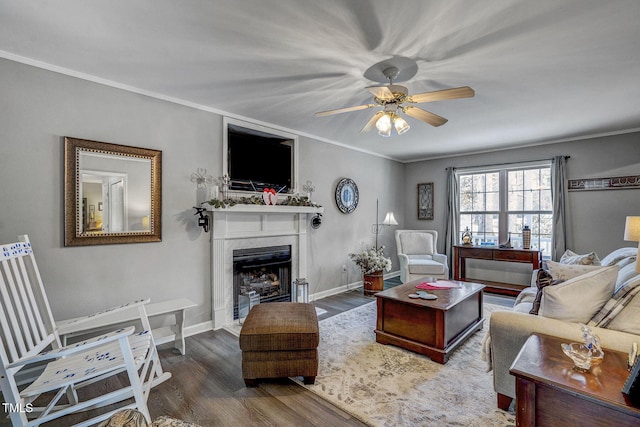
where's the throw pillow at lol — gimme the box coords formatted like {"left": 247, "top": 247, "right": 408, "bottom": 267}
{"left": 529, "top": 269, "right": 561, "bottom": 315}
{"left": 600, "top": 247, "right": 638, "bottom": 267}
{"left": 98, "top": 409, "right": 149, "bottom": 427}
{"left": 546, "top": 260, "right": 602, "bottom": 281}
{"left": 559, "top": 249, "right": 601, "bottom": 265}
{"left": 538, "top": 265, "right": 619, "bottom": 323}
{"left": 589, "top": 275, "right": 640, "bottom": 334}
{"left": 616, "top": 261, "right": 638, "bottom": 293}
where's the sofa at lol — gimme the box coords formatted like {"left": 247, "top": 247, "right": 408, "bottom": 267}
{"left": 487, "top": 247, "right": 640, "bottom": 410}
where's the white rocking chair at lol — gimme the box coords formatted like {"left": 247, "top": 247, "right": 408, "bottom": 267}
{"left": 0, "top": 235, "right": 169, "bottom": 426}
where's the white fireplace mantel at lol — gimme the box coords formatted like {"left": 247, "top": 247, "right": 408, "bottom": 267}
{"left": 206, "top": 204, "right": 323, "bottom": 214}
{"left": 207, "top": 204, "right": 323, "bottom": 329}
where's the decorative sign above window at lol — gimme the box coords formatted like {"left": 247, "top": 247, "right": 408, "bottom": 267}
{"left": 568, "top": 175, "right": 640, "bottom": 191}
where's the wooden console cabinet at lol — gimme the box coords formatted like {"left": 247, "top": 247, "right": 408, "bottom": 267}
{"left": 453, "top": 245, "right": 541, "bottom": 296}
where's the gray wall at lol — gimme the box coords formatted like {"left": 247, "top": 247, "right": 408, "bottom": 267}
{"left": 404, "top": 133, "right": 640, "bottom": 258}
{"left": 299, "top": 138, "right": 404, "bottom": 293}
{"left": 0, "top": 58, "right": 404, "bottom": 325}
{"left": 2, "top": 56, "right": 637, "bottom": 326}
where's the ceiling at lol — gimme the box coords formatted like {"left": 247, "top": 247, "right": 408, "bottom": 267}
{"left": 1, "top": 0, "right": 639, "bottom": 162}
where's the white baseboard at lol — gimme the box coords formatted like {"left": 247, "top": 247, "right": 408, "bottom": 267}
{"left": 308, "top": 270, "right": 400, "bottom": 301}
{"left": 180, "top": 270, "right": 401, "bottom": 334}
{"left": 183, "top": 320, "right": 215, "bottom": 335}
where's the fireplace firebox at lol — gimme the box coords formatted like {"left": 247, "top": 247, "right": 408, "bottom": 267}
{"left": 233, "top": 245, "right": 292, "bottom": 319}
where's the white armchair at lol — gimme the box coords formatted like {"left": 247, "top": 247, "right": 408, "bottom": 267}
{"left": 395, "top": 230, "right": 449, "bottom": 283}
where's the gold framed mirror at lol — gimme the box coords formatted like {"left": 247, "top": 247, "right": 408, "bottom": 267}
{"left": 64, "top": 137, "right": 162, "bottom": 246}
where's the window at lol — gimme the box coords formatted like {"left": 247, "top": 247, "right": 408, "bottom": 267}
{"left": 458, "top": 162, "right": 553, "bottom": 256}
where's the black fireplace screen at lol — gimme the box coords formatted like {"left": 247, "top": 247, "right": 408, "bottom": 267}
{"left": 233, "top": 245, "right": 292, "bottom": 319}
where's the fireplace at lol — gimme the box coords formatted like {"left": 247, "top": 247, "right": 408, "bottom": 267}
{"left": 207, "top": 204, "right": 323, "bottom": 329}
{"left": 233, "top": 245, "right": 292, "bottom": 319}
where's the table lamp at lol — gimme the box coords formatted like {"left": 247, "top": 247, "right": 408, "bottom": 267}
{"left": 624, "top": 216, "right": 640, "bottom": 273}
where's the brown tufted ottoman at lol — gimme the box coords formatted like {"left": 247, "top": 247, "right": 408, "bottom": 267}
{"left": 239, "top": 302, "right": 319, "bottom": 387}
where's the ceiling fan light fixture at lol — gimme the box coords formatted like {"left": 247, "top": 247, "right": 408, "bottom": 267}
{"left": 314, "top": 59, "right": 474, "bottom": 135}
{"left": 375, "top": 113, "right": 392, "bottom": 135}
{"left": 378, "top": 127, "right": 392, "bottom": 137}
{"left": 393, "top": 115, "right": 410, "bottom": 135}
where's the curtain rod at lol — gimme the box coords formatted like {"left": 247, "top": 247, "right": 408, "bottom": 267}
{"left": 445, "top": 156, "right": 570, "bottom": 171}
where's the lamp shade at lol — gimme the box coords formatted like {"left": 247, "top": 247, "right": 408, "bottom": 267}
{"left": 624, "top": 216, "right": 640, "bottom": 241}
{"left": 382, "top": 212, "right": 398, "bottom": 226}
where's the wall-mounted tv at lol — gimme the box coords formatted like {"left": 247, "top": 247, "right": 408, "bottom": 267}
{"left": 225, "top": 120, "right": 297, "bottom": 193}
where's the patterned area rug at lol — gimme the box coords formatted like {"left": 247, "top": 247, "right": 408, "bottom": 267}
{"left": 295, "top": 302, "right": 515, "bottom": 426}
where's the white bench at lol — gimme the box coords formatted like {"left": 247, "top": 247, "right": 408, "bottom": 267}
{"left": 57, "top": 298, "right": 197, "bottom": 355}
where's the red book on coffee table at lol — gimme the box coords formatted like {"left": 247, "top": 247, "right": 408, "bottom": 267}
{"left": 416, "top": 280, "right": 462, "bottom": 290}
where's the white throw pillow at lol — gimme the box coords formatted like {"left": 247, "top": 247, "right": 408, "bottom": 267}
{"left": 616, "top": 261, "right": 638, "bottom": 293}
{"left": 600, "top": 247, "right": 638, "bottom": 267}
{"left": 539, "top": 265, "right": 619, "bottom": 323}
{"left": 546, "top": 260, "right": 603, "bottom": 281}
{"left": 559, "top": 249, "right": 601, "bottom": 265}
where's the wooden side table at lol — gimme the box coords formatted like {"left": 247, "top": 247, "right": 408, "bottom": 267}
{"left": 453, "top": 245, "right": 541, "bottom": 296}
{"left": 510, "top": 333, "right": 640, "bottom": 426}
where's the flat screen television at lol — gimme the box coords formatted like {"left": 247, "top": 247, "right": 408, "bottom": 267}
{"left": 227, "top": 123, "right": 294, "bottom": 193}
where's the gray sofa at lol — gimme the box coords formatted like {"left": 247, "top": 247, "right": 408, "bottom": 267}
{"left": 488, "top": 247, "right": 640, "bottom": 410}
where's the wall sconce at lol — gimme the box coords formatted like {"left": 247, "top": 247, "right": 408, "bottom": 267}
{"left": 310, "top": 213, "right": 322, "bottom": 229}
{"left": 372, "top": 199, "right": 398, "bottom": 248}
{"left": 624, "top": 216, "right": 640, "bottom": 273}
{"left": 193, "top": 207, "right": 210, "bottom": 232}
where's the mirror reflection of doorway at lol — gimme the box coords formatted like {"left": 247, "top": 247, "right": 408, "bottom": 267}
{"left": 108, "top": 178, "right": 125, "bottom": 232}
{"left": 80, "top": 171, "right": 127, "bottom": 234}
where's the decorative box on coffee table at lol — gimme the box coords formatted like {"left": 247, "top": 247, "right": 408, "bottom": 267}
{"left": 374, "top": 279, "right": 484, "bottom": 364}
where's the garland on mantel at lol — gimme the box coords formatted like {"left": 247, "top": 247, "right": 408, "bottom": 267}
{"left": 205, "top": 195, "right": 321, "bottom": 209}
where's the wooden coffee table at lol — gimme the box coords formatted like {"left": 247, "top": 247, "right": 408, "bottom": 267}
{"left": 374, "top": 278, "right": 485, "bottom": 364}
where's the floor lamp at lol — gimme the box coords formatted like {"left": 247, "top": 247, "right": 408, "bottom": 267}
{"left": 373, "top": 199, "right": 398, "bottom": 249}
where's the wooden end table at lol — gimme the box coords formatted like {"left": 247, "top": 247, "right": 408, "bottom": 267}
{"left": 374, "top": 278, "right": 484, "bottom": 364}
{"left": 510, "top": 333, "right": 640, "bottom": 426}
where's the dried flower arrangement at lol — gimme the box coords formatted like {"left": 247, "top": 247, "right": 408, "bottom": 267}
{"left": 349, "top": 246, "right": 392, "bottom": 275}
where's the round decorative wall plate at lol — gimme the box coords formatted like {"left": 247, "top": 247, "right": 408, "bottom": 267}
{"left": 335, "top": 178, "right": 359, "bottom": 214}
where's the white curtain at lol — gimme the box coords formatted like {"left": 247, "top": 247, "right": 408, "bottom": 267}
{"left": 552, "top": 156, "right": 570, "bottom": 260}
{"left": 444, "top": 167, "right": 459, "bottom": 277}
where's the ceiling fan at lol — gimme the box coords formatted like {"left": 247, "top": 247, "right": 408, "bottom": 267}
{"left": 315, "top": 66, "right": 474, "bottom": 137}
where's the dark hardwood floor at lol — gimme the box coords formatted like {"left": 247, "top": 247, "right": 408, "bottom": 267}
{"left": 2, "top": 278, "right": 514, "bottom": 426}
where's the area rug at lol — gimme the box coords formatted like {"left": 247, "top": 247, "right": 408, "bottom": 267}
{"left": 295, "top": 302, "right": 515, "bottom": 427}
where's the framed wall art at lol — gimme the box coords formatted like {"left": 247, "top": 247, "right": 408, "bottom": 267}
{"left": 417, "top": 182, "right": 434, "bottom": 220}
{"left": 335, "top": 178, "right": 359, "bottom": 214}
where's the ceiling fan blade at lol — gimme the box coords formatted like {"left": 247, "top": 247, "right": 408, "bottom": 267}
{"left": 403, "top": 106, "right": 448, "bottom": 127}
{"left": 407, "top": 86, "right": 475, "bottom": 104}
{"left": 315, "top": 104, "right": 375, "bottom": 117}
{"left": 366, "top": 85, "right": 395, "bottom": 100}
{"left": 360, "top": 111, "right": 385, "bottom": 133}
